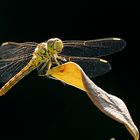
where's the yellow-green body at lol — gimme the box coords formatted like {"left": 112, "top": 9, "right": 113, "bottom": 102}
{"left": 0, "top": 38, "right": 63, "bottom": 96}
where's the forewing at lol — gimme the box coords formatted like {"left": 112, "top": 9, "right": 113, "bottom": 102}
{"left": 0, "top": 42, "right": 37, "bottom": 82}
{"left": 0, "top": 42, "right": 37, "bottom": 58}
{"left": 62, "top": 38, "right": 126, "bottom": 57}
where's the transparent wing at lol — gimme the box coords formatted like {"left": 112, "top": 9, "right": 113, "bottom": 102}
{"left": 0, "top": 42, "right": 37, "bottom": 82}
{"left": 0, "top": 42, "right": 37, "bottom": 58}
{"left": 62, "top": 56, "right": 111, "bottom": 78}
{"left": 0, "top": 56, "right": 32, "bottom": 82}
{"left": 62, "top": 38, "right": 126, "bottom": 57}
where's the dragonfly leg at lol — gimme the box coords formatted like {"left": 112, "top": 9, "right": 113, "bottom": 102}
{"left": 39, "top": 55, "right": 66, "bottom": 78}
{"left": 46, "top": 75, "right": 60, "bottom": 80}
{"left": 47, "top": 75, "right": 67, "bottom": 85}
{"left": 57, "top": 56, "right": 67, "bottom": 62}
{"left": 47, "top": 60, "right": 52, "bottom": 70}
{"left": 54, "top": 56, "right": 60, "bottom": 65}
{"left": 38, "top": 59, "right": 51, "bottom": 76}
{"left": 45, "top": 61, "right": 59, "bottom": 80}
{"left": 52, "top": 55, "right": 67, "bottom": 66}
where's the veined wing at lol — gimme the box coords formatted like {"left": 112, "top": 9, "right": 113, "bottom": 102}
{"left": 0, "top": 42, "right": 37, "bottom": 82}
{"left": 0, "top": 42, "right": 37, "bottom": 58}
{"left": 61, "top": 38, "right": 126, "bottom": 57}
{"left": 62, "top": 56, "right": 111, "bottom": 78}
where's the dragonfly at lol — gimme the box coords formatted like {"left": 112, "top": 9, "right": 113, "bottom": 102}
{"left": 0, "top": 37, "right": 126, "bottom": 96}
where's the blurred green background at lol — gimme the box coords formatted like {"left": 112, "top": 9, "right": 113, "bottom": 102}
{"left": 0, "top": 1, "right": 139, "bottom": 140}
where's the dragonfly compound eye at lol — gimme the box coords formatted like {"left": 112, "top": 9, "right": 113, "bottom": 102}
{"left": 47, "top": 38, "right": 63, "bottom": 54}
{"left": 54, "top": 38, "right": 63, "bottom": 53}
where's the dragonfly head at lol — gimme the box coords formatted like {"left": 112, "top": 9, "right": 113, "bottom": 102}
{"left": 34, "top": 38, "right": 63, "bottom": 61}
{"left": 47, "top": 38, "right": 63, "bottom": 54}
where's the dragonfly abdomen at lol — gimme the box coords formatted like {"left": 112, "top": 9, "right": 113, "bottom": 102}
{"left": 0, "top": 60, "right": 37, "bottom": 96}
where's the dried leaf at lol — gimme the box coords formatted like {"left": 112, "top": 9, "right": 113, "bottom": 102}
{"left": 47, "top": 62, "right": 139, "bottom": 140}
{"left": 47, "top": 62, "right": 86, "bottom": 91}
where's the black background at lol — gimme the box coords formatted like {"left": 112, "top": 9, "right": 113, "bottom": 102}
{"left": 0, "top": 1, "right": 139, "bottom": 140}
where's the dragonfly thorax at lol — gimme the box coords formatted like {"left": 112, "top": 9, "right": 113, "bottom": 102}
{"left": 34, "top": 42, "right": 48, "bottom": 60}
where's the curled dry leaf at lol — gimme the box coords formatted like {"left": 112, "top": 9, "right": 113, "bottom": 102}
{"left": 47, "top": 62, "right": 139, "bottom": 140}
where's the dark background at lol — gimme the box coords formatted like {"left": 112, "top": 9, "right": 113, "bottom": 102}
{"left": 0, "top": 1, "right": 139, "bottom": 140}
